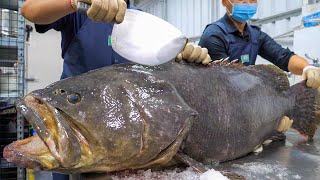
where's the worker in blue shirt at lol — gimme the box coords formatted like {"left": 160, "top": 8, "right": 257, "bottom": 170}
{"left": 21, "top": 0, "right": 211, "bottom": 80}
{"left": 199, "top": 0, "right": 320, "bottom": 90}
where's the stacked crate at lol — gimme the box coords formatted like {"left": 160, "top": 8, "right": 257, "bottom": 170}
{"left": 0, "top": 0, "right": 27, "bottom": 179}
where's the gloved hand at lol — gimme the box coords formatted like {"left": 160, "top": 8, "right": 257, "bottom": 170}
{"left": 176, "top": 43, "right": 212, "bottom": 65}
{"left": 302, "top": 66, "right": 320, "bottom": 89}
{"left": 277, "top": 116, "right": 293, "bottom": 133}
{"left": 71, "top": 0, "right": 127, "bottom": 24}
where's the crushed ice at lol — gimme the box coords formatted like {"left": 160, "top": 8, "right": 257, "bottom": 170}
{"left": 110, "top": 168, "right": 229, "bottom": 180}
{"left": 132, "top": 65, "right": 153, "bottom": 75}
{"left": 232, "top": 162, "right": 301, "bottom": 180}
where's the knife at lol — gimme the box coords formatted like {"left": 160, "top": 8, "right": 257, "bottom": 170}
{"left": 77, "top": 2, "right": 187, "bottom": 66}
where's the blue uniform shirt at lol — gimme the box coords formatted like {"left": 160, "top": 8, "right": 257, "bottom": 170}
{"left": 35, "top": 6, "right": 131, "bottom": 79}
{"left": 199, "top": 14, "right": 294, "bottom": 71}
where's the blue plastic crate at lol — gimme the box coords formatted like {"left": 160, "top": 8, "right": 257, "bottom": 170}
{"left": 303, "top": 11, "right": 320, "bottom": 27}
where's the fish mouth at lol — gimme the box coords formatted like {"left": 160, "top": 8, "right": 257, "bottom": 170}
{"left": 3, "top": 135, "right": 59, "bottom": 170}
{"left": 4, "top": 94, "right": 81, "bottom": 170}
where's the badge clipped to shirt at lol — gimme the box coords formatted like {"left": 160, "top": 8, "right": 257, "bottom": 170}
{"left": 241, "top": 54, "right": 250, "bottom": 63}
{"left": 108, "top": 35, "right": 112, "bottom": 46}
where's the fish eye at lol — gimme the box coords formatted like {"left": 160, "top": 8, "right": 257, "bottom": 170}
{"left": 67, "top": 93, "right": 81, "bottom": 104}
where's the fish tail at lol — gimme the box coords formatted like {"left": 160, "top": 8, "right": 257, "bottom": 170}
{"left": 287, "top": 81, "right": 320, "bottom": 140}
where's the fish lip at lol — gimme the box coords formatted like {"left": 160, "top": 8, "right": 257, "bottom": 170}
{"left": 15, "top": 95, "right": 61, "bottom": 165}
{"left": 16, "top": 96, "right": 53, "bottom": 141}
{"left": 3, "top": 137, "right": 47, "bottom": 171}
{"left": 16, "top": 94, "right": 83, "bottom": 168}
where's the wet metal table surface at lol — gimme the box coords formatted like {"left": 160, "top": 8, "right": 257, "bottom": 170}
{"left": 220, "top": 130, "right": 320, "bottom": 180}
{"left": 78, "top": 130, "right": 320, "bottom": 180}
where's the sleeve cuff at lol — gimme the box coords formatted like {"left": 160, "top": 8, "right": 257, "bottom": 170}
{"left": 34, "top": 24, "right": 52, "bottom": 33}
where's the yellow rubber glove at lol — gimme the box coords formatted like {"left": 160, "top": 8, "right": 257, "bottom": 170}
{"left": 277, "top": 116, "right": 293, "bottom": 133}
{"left": 302, "top": 66, "right": 320, "bottom": 89}
{"left": 176, "top": 43, "right": 212, "bottom": 65}
{"left": 71, "top": 0, "right": 127, "bottom": 24}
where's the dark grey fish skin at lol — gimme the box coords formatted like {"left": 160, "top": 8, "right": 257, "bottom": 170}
{"left": 4, "top": 61, "right": 320, "bottom": 173}
{"left": 148, "top": 63, "right": 319, "bottom": 163}
{"left": 129, "top": 63, "right": 294, "bottom": 163}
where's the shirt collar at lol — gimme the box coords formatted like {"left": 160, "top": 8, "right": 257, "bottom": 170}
{"left": 221, "top": 14, "right": 239, "bottom": 33}
{"left": 221, "top": 14, "right": 251, "bottom": 37}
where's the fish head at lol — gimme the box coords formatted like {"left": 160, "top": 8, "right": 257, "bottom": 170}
{"left": 4, "top": 67, "right": 197, "bottom": 173}
{"left": 4, "top": 82, "right": 91, "bottom": 172}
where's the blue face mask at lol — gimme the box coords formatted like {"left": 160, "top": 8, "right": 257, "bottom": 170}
{"left": 228, "top": 1, "right": 258, "bottom": 22}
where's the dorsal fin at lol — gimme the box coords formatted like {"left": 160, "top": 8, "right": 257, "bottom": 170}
{"left": 174, "top": 58, "right": 245, "bottom": 68}
{"left": 250, "top": 64, "right": 290, "bottom": 92}
{"left": 174, "top": 60, "right": 290, "bottom": 92}
{"left": 210, "top": 59, "right": 245, "bottom": 68}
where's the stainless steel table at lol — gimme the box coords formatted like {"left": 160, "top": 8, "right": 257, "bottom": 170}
{"left": 220, "top": 130, "right": 320, "bottom": 180}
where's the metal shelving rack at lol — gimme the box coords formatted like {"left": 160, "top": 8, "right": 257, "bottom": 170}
{"left": 0, "top": 0, "right": 27, "bottom": 180}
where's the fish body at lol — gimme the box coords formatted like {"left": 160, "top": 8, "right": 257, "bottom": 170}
{"left": 4, "top": 62, "right": 320, "bottom": 173}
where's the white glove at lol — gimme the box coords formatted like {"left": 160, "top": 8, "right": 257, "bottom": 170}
{"left": 277, "top": 116, "right": 293, "bottom": 133}
{"left": 302, "top": 66, "right": 320, "bottom": 89}
{"left": 176, "top": 43, "right": 212, "bottom": 65}
{"left": 71, "top": 0, "right": 127, "bottom": 24}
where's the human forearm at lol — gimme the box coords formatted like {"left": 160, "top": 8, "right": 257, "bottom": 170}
{"left": 21, "top": 0, "right": 75, "bottom": 24}
{"left": 288, "top": 55, "right": 309, "bottom": 75}
{"left": 288, "top": 55, "right": 320, "bottom": 89}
